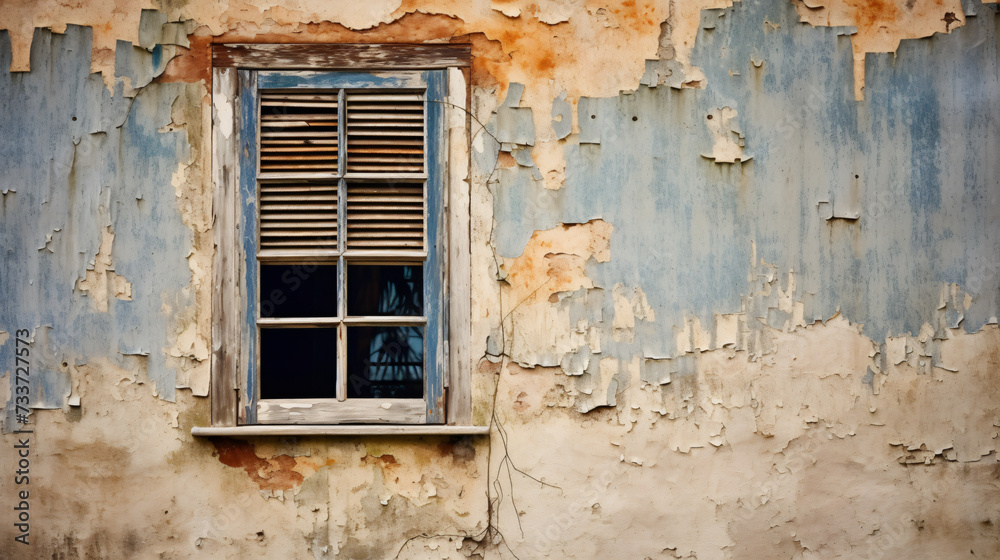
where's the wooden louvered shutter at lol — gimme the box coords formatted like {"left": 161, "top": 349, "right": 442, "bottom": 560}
{"left": 260, "top": 92, "right": 339, "bottom": 172}
{"left": 345, "top": 91, "right": 426, "bottom": 251}
{"left": 345, "top": 92, "right": 424, "bottom": 173}
{"left": 258, "top": 92, "right": 339, "bottom": 251}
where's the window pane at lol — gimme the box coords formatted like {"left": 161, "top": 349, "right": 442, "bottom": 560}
{"left": 347, "top": 265, "right": 423, "bottom": 316}
{"left": 260, "top": 264, "right": 336, "bottom": 318}
{"left": 347, "top": 326, "right": 423, "bottom": 398}
{"left": 260, "top": 328, "right": 337, "bottom": 399}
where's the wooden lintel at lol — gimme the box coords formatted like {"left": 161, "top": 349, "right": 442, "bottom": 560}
{"left": 214, "top": 43, "right": 472, "bottom": 70}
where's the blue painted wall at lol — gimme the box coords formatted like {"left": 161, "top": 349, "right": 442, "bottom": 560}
{"left": 0, "top": 26, "right": 194, "bottom": 425}
{"left": 492, "top": 0, "right": 999, "bottom": 361}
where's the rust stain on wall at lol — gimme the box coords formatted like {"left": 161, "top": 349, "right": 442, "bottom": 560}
{"left": 846, "top": 0, "right": 904, "bottom": 29}
{"left": 795, "top": 0, "right": 982, "bottom": 98}
{"left": 212, "top": 437, "right": 305, "bottom": 492}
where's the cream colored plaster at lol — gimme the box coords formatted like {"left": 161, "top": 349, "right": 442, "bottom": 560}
{"left": 794, "top": 0, "right": 999, "bottom": 99}
{"left": 612, "top": 283, "right": 655, "bottom": 343}
{"left": 0, "top": 0, "right": 155, "bottom": 77}
{"left": 702, "top": 107, "right": 747, "bottom": 163}
{"left": 488, "top": 317, "right": 1000, "bottom": 558}
{"left": 160, "top": 85, "right": 213, "bottom": 398}
{"left": 75, "top": 225, "right": 134, "bottom": 313}
{"left": 497, "top": 220, "right": 612, "bottom": 367}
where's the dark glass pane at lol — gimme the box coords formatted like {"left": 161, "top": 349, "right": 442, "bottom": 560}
{"left": 260, "top": 264, "right": 336, "bottom": 318}
{"left": 260, "top": 328, "right": 337, "bottom": 399}
{"left": 347, "top": 265, "right": 423, "bottom": 316}
{"left": 347, "top": 326, "right": 423, "bottom": 398}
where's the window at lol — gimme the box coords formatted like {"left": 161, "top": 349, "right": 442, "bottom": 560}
{"left": 207, "top": 44, "right": 473, "bottom": 430}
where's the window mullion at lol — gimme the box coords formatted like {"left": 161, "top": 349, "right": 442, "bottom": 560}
{"left": 337, "top": 321, "right": 347, "bottom": 402}
{"left": 337, "top": 254, "right": 346, "bottom": 402}
{"left": 336, "top": 88, "right": 348, "bottom": 402}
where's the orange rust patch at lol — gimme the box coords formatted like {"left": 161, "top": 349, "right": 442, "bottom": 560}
{"left": 159, "top": 12, "right": 469, "bottom": 86}
{"left": 212, "top": 438, "right": 304, "bottom": 492}
{"left": 158, "top": 35, "right": 212, "bottom": 85}
{"left": 458, "top": 32, "right": 507, "bottom": 91}
{"left": 501, "top": 221, "right": 612, "bottom": 314}
{"left": 845, "top": 0, "right": 902, "bottom": 30}
{"left": 157, "top": 0, "right": 666, "bottom": 104}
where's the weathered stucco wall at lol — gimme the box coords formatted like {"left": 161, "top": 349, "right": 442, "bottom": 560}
{"left": 1, "top": 0, "right": 998, "bottom": 558}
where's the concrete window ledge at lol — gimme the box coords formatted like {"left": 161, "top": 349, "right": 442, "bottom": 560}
{"left": 191, "top": 425, "right": 491, "bottom": 437}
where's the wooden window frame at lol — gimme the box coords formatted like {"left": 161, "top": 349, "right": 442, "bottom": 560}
{"left": 206, "top": 44, "right": 474, "bottom": 431}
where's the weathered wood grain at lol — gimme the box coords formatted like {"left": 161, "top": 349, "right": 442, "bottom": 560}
{"left": 257, "top": 398, "right": 427, "bottom": 424}
{"left": 210, "top": 67, "right": 239, "bottom": 426}
{"left": 214, "top": 43, "right": 472, "bottom": 70}
{"left": 446, "top": 67, "right": 473, "bottom": 425}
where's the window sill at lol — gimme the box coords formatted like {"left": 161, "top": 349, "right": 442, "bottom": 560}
{"left": 191, "top": 425, "right": 490, "bottom": 437}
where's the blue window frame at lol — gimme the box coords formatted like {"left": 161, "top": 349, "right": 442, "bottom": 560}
{"left": 235, "top": 69, "right": 448, "bottom": 425}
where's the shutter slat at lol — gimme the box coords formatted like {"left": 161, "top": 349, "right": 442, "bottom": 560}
{"left": 347, "top": 195, "right": 423, "bottom": 203}
{"left": 347, "top": 164, "right": 424, "bottom": 172}
{"left": 347, "top": 156, "right": 423, "bottom": 163}
{"left": 260, "top": 195, "right": 337, "bottom": 202}
{"left": 349, "top": 148, "right": 423, "bottom": 155}
{"left": 346, "top": 239, "right": 424, "bottom": 247}
{"left": 261, "top": 203, "right": 337, "bottom": 211}
{"left": 345, "top": 213, "right": 422, "bottom": 220}
{"left": 349, "top": 207, "right": 423, "bottom": 213}
{"left": 262, "top": 155, "right": 339, "bottom": 161}
{"left": 261, "top": 146, "right": 338, "bottom": 152}
{"left": 349, "top": 114, "right": 423, "bottom": 121}
{"left": 349, "top": 185, "right": 421, "bottom": 193}
{"left": 262, "top": 113, "right": 338, "bottom": 121}
{"left": 261, "top": 101, "right": 338, "bottom": 108}
{"left": 261, "top": 131, "right": 339, "bottom": 138}
{"left": 259, "top": 122, "right": 338, "bottom": 129}
{"left": 262, "top": 230, "right": 338, "bottom": 237}
{"left": 262, "top": 214, "right": 336, "bottom": 221}
{"left": 346, "top": 94, "right": 423, "bottom": 102}
{"left": 261, "top": 184, "right": 337, "bottom": 192}
{"left": 348, "top": 139, "right": 422, "bottom": 146}
{"left": 347, "top": 123, "right": 423, "bottom": 129}
{"left": 263, "top": 94, "right": 339, "bottom": 101}
{"left": 260, "top": 220, "right": 337, "bottom": 229}
{"left": 260, "top": 164, "right": 338, "bottom": 170}
{"left": 261, "top": 240, "right": 338, "bottom": 247}
{"left": 261, "top": 139, "right": 338, "bottom": 145}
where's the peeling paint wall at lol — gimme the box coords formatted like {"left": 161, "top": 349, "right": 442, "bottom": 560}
{"left": 1, "top": 0, "right": 998, "bottom": 558}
